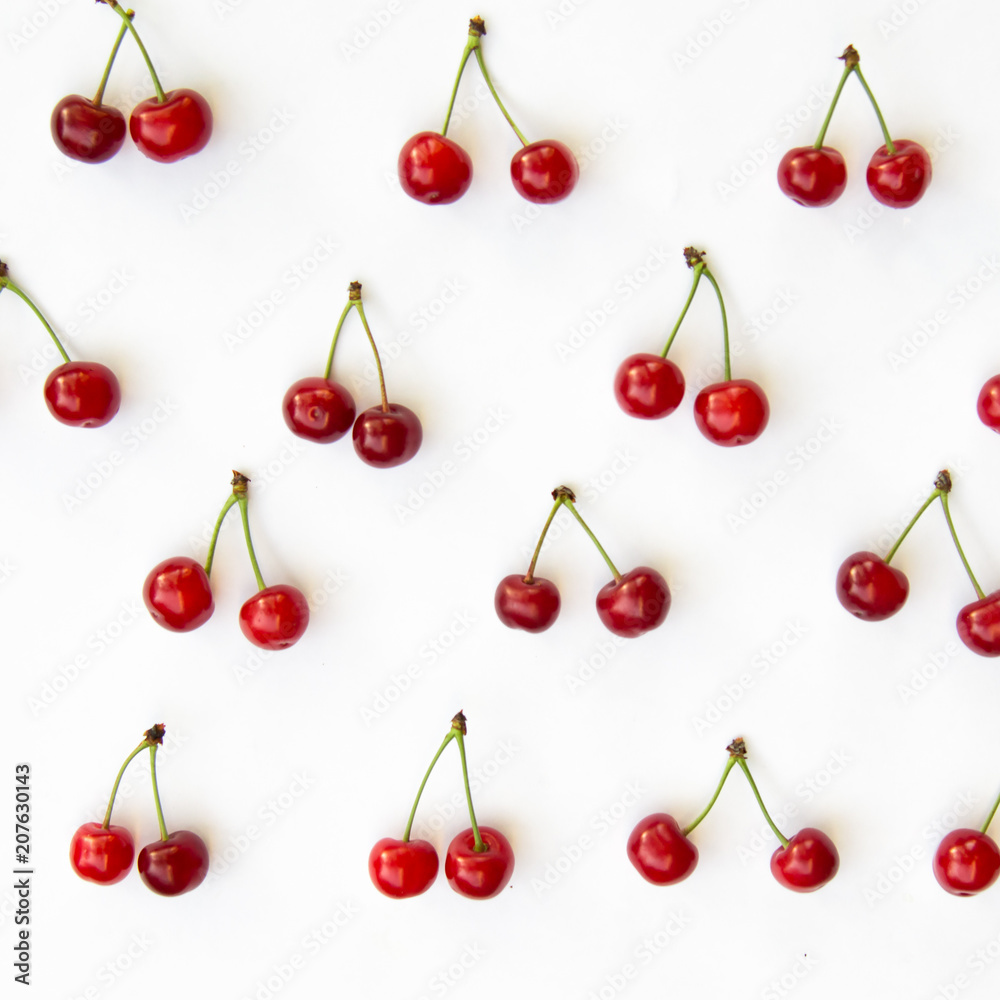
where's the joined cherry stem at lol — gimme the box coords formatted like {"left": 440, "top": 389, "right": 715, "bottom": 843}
{"left": 147, "top": 744, "right": 169, "bottom": 842}
{"left": 102, "top": 0, "right": 166, "bottom": 103}
{"left": 701, "top": 268, "right": 732, "bottom": 382}
{"left": 813, "top": 45, "right": 896, "bottom": 154}
{"left": 455, "top": 731, "right": 486, "bottom": 852}
{"left": 939, "top": 492, "right": 985, "bottom": 599}
{"left": 325, "top": 286, "right": 389, "bottom": 411}
{"left": 93, "top": 9, "right": 133, "bottom": 106}
{"left": 100, "top": 739, "right": 148, "bottom": 829}
{"left": 660, "top": 264, "right": 703, "bottom": 359}
{"left": 980, "top": 783, "right": 1000, "bottom": 836}
{"left": 322, "top": 300, "right": 354, "bottom": 382}
{"left": 561, "top": 493, "right": 622, "bottom": 583}
{"left": 852, "top": 64, "right": 896, "bottom": 154}
{"left": 682, "top": 756, "right": 736, "bottom": 836}
{"left": 734, "top": 756, "right": 789, "bottom": 847}
{"left": 236, "top": 494, "right": 267, "bottom": 592}
{"left": 203, "top": 493, "right": 238, "bottom": 577}
{"left": 0, "top": 267, "right": 71, "bottom": 364}
{"left": 813, "top": 58, "right": 853, "bottom": 149}
{"left": 883, "top": 487, "right": 942, "bottom": 564}
{"left": 402, "top": 729, "right": 456, "bottom": 843}
{"left": 354, "top": 300, "right": 390, "bottom": 411}
{"left": 524, "top": 496, "right": 565, "bottom": 583}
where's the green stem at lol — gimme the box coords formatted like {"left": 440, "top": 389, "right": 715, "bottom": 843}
{"left": 0, "top": 269, "right": 71, "bottom": 363}
{"left": 524, "top": 495, "right": 565, "bottom": 582}
{"left": 852, "top": 65, "right": 896, "bottom": 155}
{"left": 562, "top": 495, "right": 621, "bottom": 582}
{"left": 682, "top": 756, "right": 737, "bottom": 836}
{"left": 322, "top": 300, "right": 354, "bottom": 381}
{"left": 236, "top": 494, "right": 267, "bottom": 592}
{"left": 701, "top": 268, "right": 731, "bottom": 382}
{"left": 454, "top": 731, "right": 485, "bottom": 852}
{"left": 100, "top": 740, "right": 148, "bottom": 829}
{"left": 939, "top": 492, "right": 985, "bottom": 599}
{"left": 147, "top": 744, "right": 169, "bottom": 842}
{"left": 93, "top": 10, "right": 132, "bottom": 106}
{"left": 402, "top": 730, "right": 456, "bottom": 842}
{"left": 660, "top": 265, "right": 703, "bottom": 359}
{"left": 734, "top": 756, "right": 788, "bottom": 847}
{"left": 814, "top": 56, "right": 854, "bottom": 148}
{"left": 473, "top": 46, "right": 528, "bottom": 147}
{"left": 354, "top": 299, "right": 389, "bottom": 411}
{"left": 883, "top": 489, "right": 941, "bottom": 564}
{"left": 441, "top": 36, "right": 477, "bottom": 137}
{"left": 203, "top": 493, "right": 238, "bottom": 577}
{"left": 981, "top": 784, "right": 1000, "bottom": 836}
{"left": 102, "top": 0, "right": 166, "bottom": 102}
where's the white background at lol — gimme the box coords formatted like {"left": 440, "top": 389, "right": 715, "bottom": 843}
{"left": 4, "top": 0, "right": 1000, "bottom": 997}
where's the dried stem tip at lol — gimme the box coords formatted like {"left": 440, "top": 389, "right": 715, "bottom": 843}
{"left": 552, "top": 485, "right": 576, "bottom": 502}
{"left": 839, "top": 44, "right": 860, "bottom": 69}
{"left": 935, "top": 470, "right": 952, "bottom": 493}
{"left": 726, "top": 737, "right": 747, "bottom": 758}
{"left": 451, "top": 710, "right": 468, "bottom": 735}
{"left": 348, "top": 281, "right": 362, "bottom": 301}
{"left": 683, "top": 247, "right": 706, "bottom": 269}
{"left": 468, "top": 16, "right": 486, "bottom": 36}
{"left": 144, "top": 723, "right": 166, "bottom": 744}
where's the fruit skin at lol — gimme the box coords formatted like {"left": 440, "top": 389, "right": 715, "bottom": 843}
{"left": 239, "top": 584, "right": 310, "bottom": 650}
{"left": 835, "top": 551, "right": 909, "bottom": 621}
{"left": 693, "top": 379, "right": 769, "bottom": 447}
{"left": 494, "top": 575, "right": 561, "bottom": 633}
{"left": 137, "top": 830, "right": 209, "bottom": 896}
{"left": 445, "top": 826, "right": 515, "bottom": 899}
{"left": 43, "top": 361, "right": 121, "bottom": 427}
{"left": 596, "top": 567, "right": 670, "bottom": 638}
{"left": 770, "top": 828, "right": 839, "bottom": 892}
{"left": 352, "top": 403, "right": 423, "bottom": 468}
{"left": 282, "top": 377, "right": 356, "bottom": 443}
{"left": 51, "top": 95, "right": 126, "bottom": 163}
{"left": 933, "top": 829, "right": 1000, "bottom": 896}
{"left": 398, "top": 132, "right": 473, "bottom": 205}
{"left": 866, "top": 139, "right": 932, "bottom": 209}
{"left": 626, "top": 813, "right": 698, "bottom": 886}
{"left": 368, "top": 838, "right": 439, "bottom": 898}
{"left": 956, "top": 591, "right": 1000, "bottom": 657}
{"left": 777, "top": 146, "right": 847, "bottom": 207}
{"left": 143, "top": 557, "right": 214, "bottom": 633}
{"left": 69, "top": 822, "right": 134, "bottom": 885}
{"left": 129, "top": 88, "right": 212, "bottom": 163}
{"left": 613, "top": 353, "right": 685, "bottom": 419}
{"left": 977, "top": 375, "right": 1000, "bottom": 433}
{"left": 510, "top": 140, "right": 579, "bottom": 204}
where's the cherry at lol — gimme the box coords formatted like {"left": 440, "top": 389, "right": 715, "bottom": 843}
{"left": 933, "top": 829, "right": 1000, "bottom": 896}
{"left": 835, "top": 551, "right": 909, "bottom": 621}
{"left": 596, "top": 567, "right": 670, "bottom": 638}
{"left": 138, "top": 830, "right": 209, "bottom": 896}
{"left": 369, "top": 838, "right": 439, "bottom": 898}
{"left": 494, "top": 574, "right": 561, "bottom": 633}
{"left": 613, "top": 354, "right": 685, "bottom": 419}
{"left": 867, "top": 139, "right": 932, "bottom": 208}
{"left": 693, "top": 379, "right": 769, "bottom": 447}
{"left": 69, "top": 822, "right": 134, "bottom": 885}
{"left": 445, "top": 826, "right": 514, "bottom": 899}
{"left": 956, "top": 591, "right": 1000, "bottom": 657}
{"left": 626, "top": 814, "right": 698, "bottom": 886}
{"left": 239, "top": 584, "right": 310, "bottom": 650}
{"left": 282, "top": 377, "right": 356, "bottom": 443}
{"left": 43, "top": 361, "right": 122, "bottom": 428}
{"left": 51, "top": 97, "right": 126, "bottom": 164}
{"left": 143, "top": 556, "right": 214, "bottom": 632}
{"left": 977, "top": 375, "right": 1000, "bottom": 433}
{"left": 353, "top": 403, "right": 423, "bottom": 468}
{"left": 398, "top": 132, "right": 473, "bottom": 205}
{"left": 770, "top": 828, "right": 840, "bottom": 892}
{"left": 510, "top": 140, "right": 579, "bottom": 204}
{"left": 776, "top": 146, "right": 847, "bottom": 207}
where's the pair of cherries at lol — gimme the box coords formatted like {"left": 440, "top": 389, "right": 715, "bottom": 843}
{"left": 778, "top": 45, "right": 931, "bottom": 209}
{"left": 283, "top": 282, "right": 422, "bottom": 468}
{"left": 399, "top": 18, "right": 578, "bottom": 206}
{"left": 70, "top": 725, "right": 209, "bottom": 897}
{"left": 143, "top": 472, "right": 310, "bottom": 650}
{"left": 615, "top": 247, "right": 770, "bottom": 447}
{"left": 369, "top": 713, "right": 515, "bottom": 900}
{"left": 495, "top": 486, "right": 670, "bottom": 637}
{"left": 837, "top": 471, "right": 1000, "bottom": 657}
{"left": 52, "top": 2, "right": 211, "bottom": 165}
{"left": 628, "top": 738, "right": 840, "bottom": 893}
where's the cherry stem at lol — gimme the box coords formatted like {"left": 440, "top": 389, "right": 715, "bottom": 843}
{"left": 813, "top": 55, "right": 853, "bottom": 149}
{"left": 322, "top": 300, "right": 354, "bottom": 381}
{"left": 981, "top": 784, "right": 1000, "bottom": 836}
{"left": 101, "top": 0, "right": 166, "bottom": 103}
{"left": 441, "top": 34, "right": 477, "bottom": 137}
{"left": 401, "top": 728, "right": 457, "bottom": 843}
{"left": 734, "top": 756, "right": 788, "bottom": 848}
{"left": 93, "top": 9, "right": 133, "bottom": 106}
{"left": 147, "top": 744, "right": 169, "bottom": 842}
{"left": 938, "top": 492, "right": 985, "bottom": 599}
{"left": 660, "top": 264, "right": 703, "bottom": 359}
{"left": 353, "top": 299, "right": 389, "bottom": 412}
{"left": 100, "top": 739, "right": 148, "bottom": 829}
{"left": 682, "top": 756, "right": 737, "bottom": 836}
{"left": 236, "top": 494, "right": 267, "bottom": 592}
{"left": 472, "top": 45, "right": 528, "bottom": 147}
{"left": 883, "top": 487, "right": 942, "bottom": 564}
{"left": 701, "top": 267, "right": 731, "bottom": 382}
{"left": 454, "top": 730, "right": 486, "bottom": 852}
{"left": 203, "top": 493, "right": 238, "bottom": 577}
{"left": 0, "top": 266, "right": 71, "bottom": 364}
{"left": 524, "top": 495, "right": 565, "bottom": 583}
{"left": 561, "top": 491, "right": 622, "bottom": 582}
{"left": 852, "top": 64, "right": 896, "bottom": 155}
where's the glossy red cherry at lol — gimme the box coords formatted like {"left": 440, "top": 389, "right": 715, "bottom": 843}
{"left": 398, "top": 132, "right": 473, "bottom": 205}
{"left": 933, "top": 829, "right": 1000, "bottom": 896}
{"left": 282, "top": 377, "right": 356, "bottom": 443}
{"left": 977, "top": 375, "right": 1000, "bottom": 433}
{"left": 69, "top": 822, "right": 134, "bottom": 885}
{"left": 614, "top": 353, "right": 685, "bottom": 419}
{"left": 143, "top": 557, "right": 214, "bottom": 632}
{"left": 137, "top": 830, "right": 209, "bottom": 896}
{"left": 239, "top": 584, "right": 310, "bottom": 650}
{"left": 43, "top": 361, "right": 121, "bottom": 427}
{"left": 445, "top": 826, "right": 514, "bottom": 899}
{"left": 352, "top": 403, "right": 423, "bottom": 468}
{"left": 956, "top": 591, "right": 1000, "bottom": 657}
{"left": 777, "top": 146, "right": 847, "bottom": 207}
{"left": 129, "top": 88, "right": 212, "bottom": 163}
{"left": 626, "top": 814, "right": 698, "bottom": 886}
{"left": 51, "top": 96, "right": 126, "bottom": 163}
{"left": 510, "top": 140, "right": 578, "bottom": 204}
{"left": 494, "top": 575, "right": 561, "bottom": 633}
{"left": 596, "top": 567, "right": 670, "bottom": 638}
{"left": 693, "top": 379, "right": 769, "bottom": 446}
{"left": 770, "top": 828, "right": 839, "bottom": 892}
{"left": 368, "top": 838, "right": 439, "bottom": 898}
{"left": 835, "top": 551, "right": 909, "bottom": 621}
{"left": 866, "top": 139, "right": 932, "bottom": 208}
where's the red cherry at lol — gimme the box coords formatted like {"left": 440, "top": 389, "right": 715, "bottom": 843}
{"left": 137, "top": 830, "right": 209, "bottom": 896}
{"left": 282, "top": 377, "right": 356, "bottom": 443}
{"left": 596, "top": 567, "right": 670, "bottom": 638}
{"left": 143, "top": 557, "right": 214, "bottom": 632}
{"left": 239, "top": 584, "right": 310, "bottom": 650}
{"left": 444, "top": 826, "right": 514, "bottom": 899}
{"left": 835, "top": 551, "right": 909, "bottom": 621}
{"left": 398, "top": 132, "right": 473, "bottom": 205}
{"left": 693, "top": 379, "right": 769, "bottom": 446}
{"left": 368, "top": 838, "right": 439, "bottom": 898}
{"left": 933, "top": 829, "right": 1000, "bottom": 895}
{"left": 509, "top": 140, "right": 579, "bottom": 204}
{"left": 626, "top": 813, "right": 698, "bottom": 886}
{"left": 866, "top": 139, "right": 932, "bottom": 209}
{"left": 43, "top": 361, "right": 121, "bottom": 428}
{"left": 613, "top": 353, "right": 685, "bottom": 419}
{"left": 777, "top": 146, "right": 847, "bottom": 207}
{"left": 977, "top": 375, "right": 1000, "bottom": 433}
{"left": 69, "top": 822, "right": 134, "bottom": 885}
{"left": 956, "top": 590, "right": 1000, "bottom": 657}
{"left": 352, "top": 403, "right": 422, "bottom": 468}
{"left": 494, "top": 575, "right": 561, "bottom": 633}
{"left": 51, "top": 95, "right": 126, "bottom": 163}
{"left": 129, "top": 88, "right": 212, "bottom": 163}
{"left": 770, "top": 828, "right": 839, "bottom": 892}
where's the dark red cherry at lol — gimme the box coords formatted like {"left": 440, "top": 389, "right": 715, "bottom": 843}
{"left": 69, "top": 822, "right": 134, "bottom": 885}
{"left": 596, "top": 567, "right": 670, "bottom": 638}
{"left": 777, "top": 146, "right": 847, "bottom": 207}
{"left": 494, "top": 575, "right": 561, "bottom": 633}
{"left": 933, "top": 829, "right": 1000, "bottom": 896}
{"left": 282, "top": 377, "right": 356, "bottom": 443}
{"left": 129, "top": 88, "right": 212, "bottom": 163}
{"left": 43, "top": 361, "right": 121, "bottom": 427}
{"left": 398, "top": 132, "right": 473, "bottom": 205}
{"left": 51, "top": 95, "right": 127, "bottom": 163}
{"left": 239, "top": 584, "right": 310, "bottom": 650}
{"left": 509, "top": 140, "right": 578, "bottom": 203}
{"left": 770, "top": 828, "right": 839, "bottom": 892}
{"left": 626, "top": 813, "right": 698, "bottom": 886}
{"left": 143, "top": 557, "right": 214, "bottom": 632}
{"left": 835, "top": 551, "right": 909, "bottom": 621}
{"left": 693, "top": 379, "right": 769, "bottom": 447}
{"left": 368, "top": 838, "right": 439, "bottom": 898}
{"left": 352, "top": 403, "right": 422, "bottom": 468}
{"left": 866, "top": 139, "right": 932, "bottom": 209}
{"left": 137, "top": 830, "right": 209, "bottom": 896}
{"left": 614, "top": 353, "right": 685, "bottom": 419}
